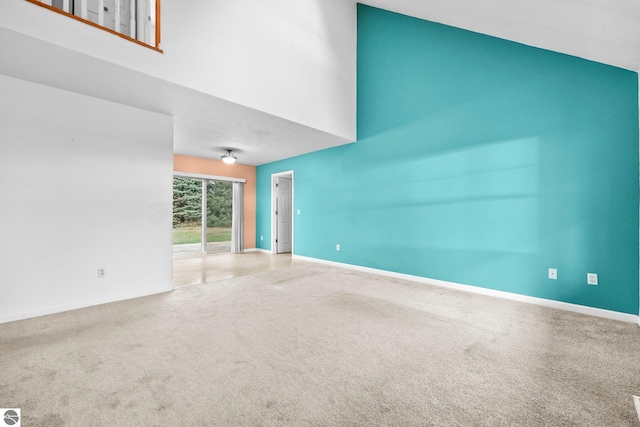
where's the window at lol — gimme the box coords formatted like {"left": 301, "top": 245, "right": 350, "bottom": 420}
{"left": 27, "top": 0, "right": 161, "bottom": 52}
{"left": 172, "top": 177, "right": 234, "bottom": 256}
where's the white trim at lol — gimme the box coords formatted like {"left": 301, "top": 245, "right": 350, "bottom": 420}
{"left": 98, "top": 0, "right": 104, "bottom": 27}
{"left": 293, "top": 255, "right": 640, "bottom": 324}
{"left": 633, "top": 395, "right": 640, "bottom": 424}
{"left": 129, "top": 0, "right": 135, "bottom": 38}
{"left": 271, "top": 175, "right": 275, "bottom": 254}
{"left": 136, "top": 0, "right": 146, "bottom": 43}
{"left": 0, "top": 285, "right": 173, "bottom": 324}
{"left": 173, "top": 171, "right": 246, "bottom": 184}
{"left": 200, "top": 179, "right": 207, "bottom": 253}
{"left": 271, "top": 170, "right": 295, "bottom": 255}
{"left": 114, "top": 0, "right": 121, "bottom": 33}
{"left": 244, "top": 248, "right": 271, "bottom": 254}
{"left": 149, "top": 0, "right": 157, "bottom": 45}
{"left": 79, "top": 0, "right": 87, "bottom": 20}
{"left": 225, "top": 248, "right": 282, "bottom": 255}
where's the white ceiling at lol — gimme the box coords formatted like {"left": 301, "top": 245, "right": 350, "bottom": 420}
{"left": 0, "top": 28, "right": 351, "bottom": 166}
{"left": 1, "top": 0, "right": 638, "bottom": 166}
{"left": 362, "top": 0, "right": 640, "bottom": 72}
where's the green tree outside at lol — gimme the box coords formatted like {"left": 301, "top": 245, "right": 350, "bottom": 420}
{"left": 173, "top": 177, "right": 233, "bottom": 245}
{"left": 173, "top": 177, "right": 202, "bottom": 226}
{"left": 206, "top": 181, "right": 232, "bottom": 227}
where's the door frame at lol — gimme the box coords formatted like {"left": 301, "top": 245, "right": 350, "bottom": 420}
{"left": 271, "top": 170, "right": 294, "bottom": 255}
{"left": 173, "top": 172, "right": 245, "bottom": 254}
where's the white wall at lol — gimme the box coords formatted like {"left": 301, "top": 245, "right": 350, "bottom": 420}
{"left": 0, "top": 75, "right": 174, "bottom": 323}
{"left": 0, "top": 0, "right": 356, "bottom": 140}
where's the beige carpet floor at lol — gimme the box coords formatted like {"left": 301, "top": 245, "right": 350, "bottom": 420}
{"left": 1, "top": 262, "right": 639, "bottom": 426}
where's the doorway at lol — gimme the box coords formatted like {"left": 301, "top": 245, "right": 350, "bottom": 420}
{"left": 172, "top": 176, "right": 233, "bottom": 256}
{"left": 72, "top": 0, "right": 135, "bottom": 36}
{"left": 271, "top": 171, "right": 294, "bottom": 254}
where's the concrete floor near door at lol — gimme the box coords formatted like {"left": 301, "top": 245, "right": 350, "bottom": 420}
{"left": 173, "top": 251, "right": 294, "bottom": 288}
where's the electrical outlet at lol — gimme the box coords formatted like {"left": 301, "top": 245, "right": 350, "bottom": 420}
{"left": 587, "top": 273, "right": 598, "bottom": 285}
{"left": 336, "top": 244, "right": 341, "bottom": 251}
{"left": 260, "top": 236, "right": 263, "bottom": 241}
{"left": 98, "top": 268, "right": 106, "bottom": 278}
{"left": 548, "top": 268, "right": 557, "bottom": 280}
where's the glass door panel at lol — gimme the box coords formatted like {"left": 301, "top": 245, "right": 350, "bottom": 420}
{"left": 172, "top": 177, "right": 202, "bottom": 256}
{"left": 206, "top": 181, "right": 233, "bottom": 254}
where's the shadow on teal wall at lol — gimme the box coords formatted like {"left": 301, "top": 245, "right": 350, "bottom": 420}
{"left": 257, "top": 5, "right": 639, "bottom": 315}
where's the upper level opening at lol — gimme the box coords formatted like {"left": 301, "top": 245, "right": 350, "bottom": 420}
{"left": 27, "top": 0, "right": 161, "bottom": 52}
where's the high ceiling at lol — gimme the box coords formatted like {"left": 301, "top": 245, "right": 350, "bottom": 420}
{"left": 363, "top": 0, "right": 640, "bottom": 72}
{"left": 0, "top": 28, "right": 351, "bottom": 167}
{"left": 1, "top": 0, "right": 638, "bottom": 166}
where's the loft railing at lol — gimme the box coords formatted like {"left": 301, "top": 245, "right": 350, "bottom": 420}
{"left": 26, "top": 0, "right": 161, "bottom": 52}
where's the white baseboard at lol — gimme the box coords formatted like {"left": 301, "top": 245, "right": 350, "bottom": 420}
{"left": 245, "top": 248, "right": 271, "bottom": 254}
{"left": 0, "top": 285, "right": 174, "bottom": 324}
{"left": 293, "top": 255, "right": 639, "bottom": 324}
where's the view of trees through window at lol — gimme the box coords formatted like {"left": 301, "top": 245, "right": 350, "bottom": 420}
{"left": 172, "top": 177, "right": 232, "bottom": 253}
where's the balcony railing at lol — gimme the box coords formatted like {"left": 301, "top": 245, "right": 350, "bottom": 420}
{"left": 27, "top": 0, "right": 161, "bottom": 52}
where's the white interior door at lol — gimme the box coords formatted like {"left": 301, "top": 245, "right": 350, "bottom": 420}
{"left": 118, "top": 0, "right": 134, "bottom": 37}
{"left": 77, "top": 0, "right": 106, "bottom": 28}
{"left": 137, "top": 0, "right": 156, "bottom": 45}
{"left": 51, "top": 0, "right": 71, "bottom": 13}
{"left": 76, "top": 0, "right": 133, "bottom": 35}
{"left": 104, "top": 0, "right": 116, "bottom": 31}
{"left": 276, "top": 177, "right": 292, "bottom": 254}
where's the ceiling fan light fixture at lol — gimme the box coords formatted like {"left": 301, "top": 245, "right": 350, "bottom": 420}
{"left": 221, "top": 150, "right": 237, "bottom": 164}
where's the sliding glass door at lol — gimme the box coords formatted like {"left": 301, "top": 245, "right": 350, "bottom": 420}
{"left": 205, "top": 181, "right": 232, "bottom": 254}
{"left": 172, "top": 177, "right": 203, "bottom": 256}
{"left": 172, "top": 177, "right": 233, "bottom": 256}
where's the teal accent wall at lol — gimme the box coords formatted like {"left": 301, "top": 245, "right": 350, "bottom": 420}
{"left": 257, "top": 5, "right": 640, "bottom": 315}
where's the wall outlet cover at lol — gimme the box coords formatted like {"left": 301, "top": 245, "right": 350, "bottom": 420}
{"left": 587, "top": 273, "right": 598, "bottom": 285}
{"left": 548, "top": 268, "right": 557, "bottom": 280}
